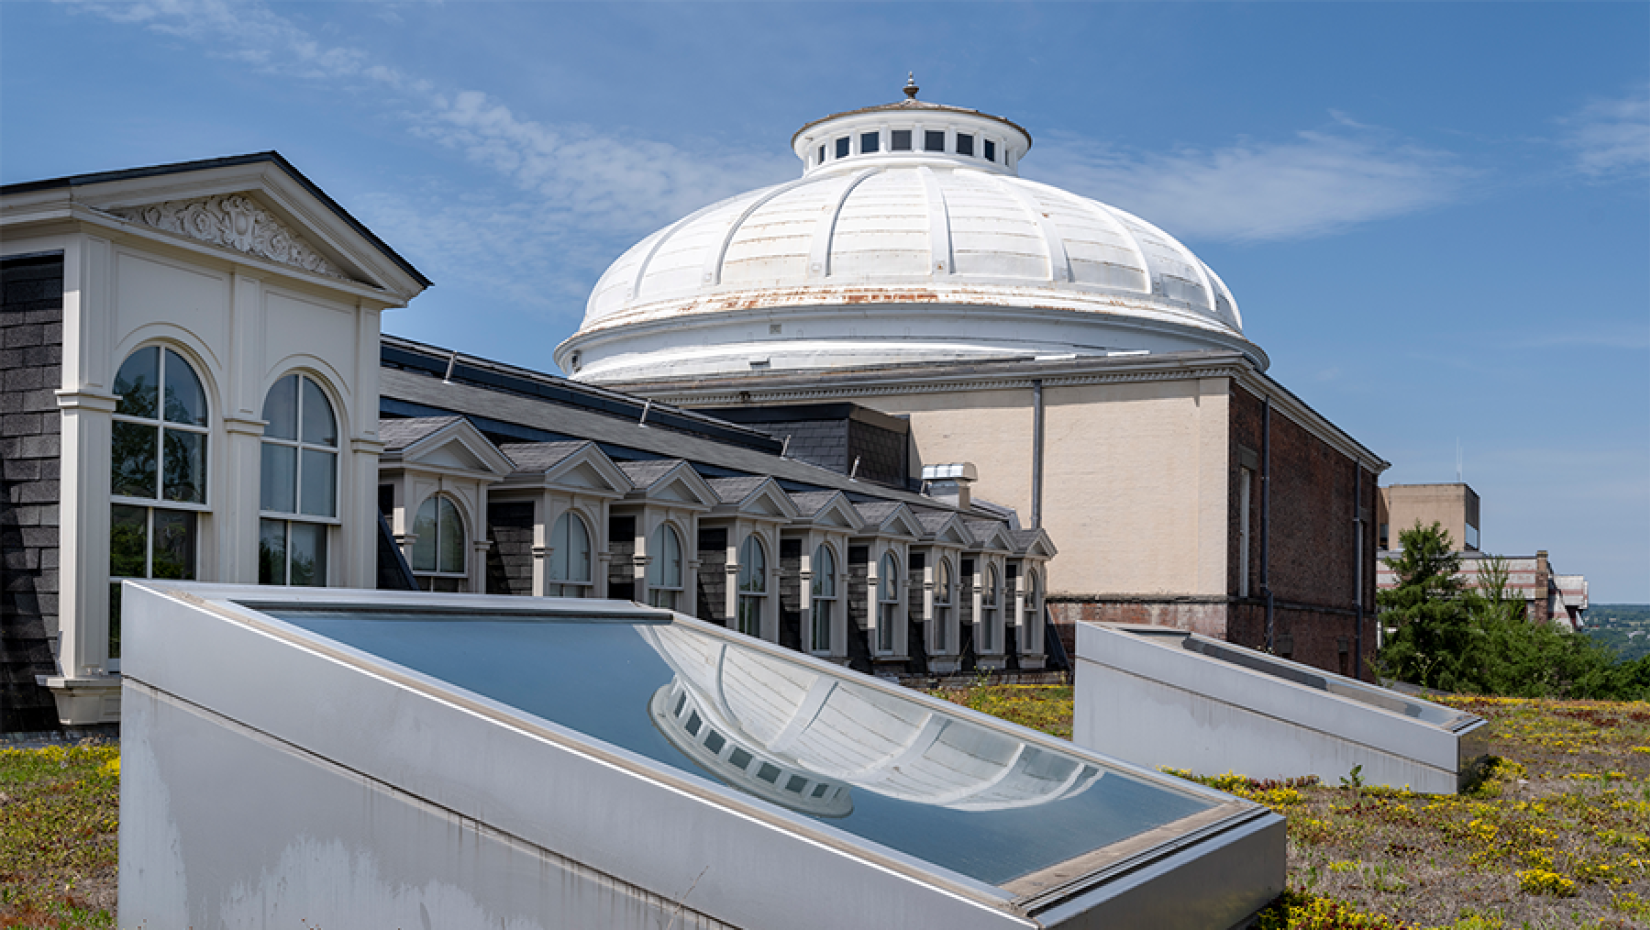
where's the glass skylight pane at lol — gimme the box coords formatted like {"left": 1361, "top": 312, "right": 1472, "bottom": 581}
{"left": 266, "top": 608, "right": 1221, "bottom": 888}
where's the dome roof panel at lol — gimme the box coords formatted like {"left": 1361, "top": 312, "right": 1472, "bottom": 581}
{"left": 829, "top": 170, "right": 934, "bottom": 279}
{"left": 718, "top": 180, "right": 844, "bottom": 287}
{"left": 631, "top": 199, "right": 752, "bottom": 304}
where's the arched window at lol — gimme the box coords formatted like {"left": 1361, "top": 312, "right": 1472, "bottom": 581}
{"left": 411, "top": 495, "right": 466, "bottom": 591}
{"left": 932, "top": 558, "right": 954, "bottom": 653}
{"left": 646, "top": 523, "right": 684, "bottom": 610}
{"left": 982, "top": 564, "right": 1001, "bottom": 653}
{"left": 259, "top": 374, "right": 337, "bottom": 586}
{"left": 877, "top": 552, "right": 900, "bottom": 653}
{"left": 810, "top": 544, "right": 836, "bottom": 653}
{"left": 548, "top": 511, "right": 592, "bottom": 597}
{"left": 111, "top": 346, "right": 208, "bottom": 658}
{"left": 1023, "top": 568, "right": 1043, "bottom": 653}
{"left": 736, "top": 535, "right": 766, "bottom": 637}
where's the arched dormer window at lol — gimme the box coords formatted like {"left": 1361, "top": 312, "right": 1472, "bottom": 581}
{"left": 548, "top": 511, "right": 592, "bottom": 597}
{"left": 110, "top": 346, "right": 208, "bottom": 657}
{"left": 259, "top": 374, "right": 337, "bottom": 586}
{"left": 646, "top": 523, "right": 684, "bottom": 611}
{"left": 932, "top": 558, "right": 954, "bottom": 653}
{"left": 877, "top": 551, "right": 900, "bottom": 653}
{"left": 736, "top": 535, "right": 766, "bottom": 637}
{"left": 810, "top": 544, "right": 836, "bottom": 653}
{"left": 411, "top": 495, "right": 466, "bottom": 591}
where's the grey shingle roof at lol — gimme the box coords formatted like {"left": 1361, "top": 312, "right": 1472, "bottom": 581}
{"left": 618, "top": 459, "right": 685, "bottom": 489}
{"left": 787, "top": 490, "right": 841, "bottom": 519}
{"left": 379, "top": 416, "right": 464, "bottom": 451}
{"left": 380, "top": 367, "right": 948, "bottom": 508}
{"left": 499, "top": 441, "right": 589, "bottom": 473}
{"left": 708, "top": 476, "right": 769, "bottom": 505}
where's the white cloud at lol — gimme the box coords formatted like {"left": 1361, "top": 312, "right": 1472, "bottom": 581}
{"left": 1028, "top": 122, "right": 1473, "bottom": 243}
{"left": 1560, "top": 88, "right": 1650, "bottom": 179}
{"left": 65, "top": 0, "right": 790, "bottom": 237}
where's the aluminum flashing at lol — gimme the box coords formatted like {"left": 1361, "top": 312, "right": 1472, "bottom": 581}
{"left": 1074, "top": 623, "right": 1490, "bottom": 795}
{"left": 120, "top": 583, "right": 1284, "bottom": 929}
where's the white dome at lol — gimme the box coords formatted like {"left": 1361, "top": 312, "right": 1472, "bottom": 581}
{"left": 557, "top": 86, "right": 1265, "bottom": 382}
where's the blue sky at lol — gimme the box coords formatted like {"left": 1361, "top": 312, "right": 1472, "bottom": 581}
{"left": 5, "top": 2, "right": 1647, "bottom": 602}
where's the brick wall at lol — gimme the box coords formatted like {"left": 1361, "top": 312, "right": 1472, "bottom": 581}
{"left": 1, "top": 253, "right": 65, "bottom": 731}
{"left": 1229, "top": 385, "right": 1380, "bottom": 680}
{"left": 484, "top": 502, "right": 535, "bottom": 596}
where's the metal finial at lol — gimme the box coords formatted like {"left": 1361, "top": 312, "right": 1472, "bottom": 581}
{"left": 904, "top": 72, "right": 919, "bottom": 99}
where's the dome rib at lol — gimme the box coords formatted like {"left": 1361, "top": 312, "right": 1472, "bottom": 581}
{"left": 813, "top": 167, "right": 883, "bottom": 280}
{"left": 705, "top": 177, "right": 816, "bottom": 287}
{"left": 989, "top": 173, "right": 1072, "bottom": 284}
{"left": 917, "top": 166, "right": 953, "bottom": 277}
{"left": 1063, "top": 185, "right": 1152, "bottom": 296}
{"left": 628, "top": 194, "right": 748, "bottom": 304}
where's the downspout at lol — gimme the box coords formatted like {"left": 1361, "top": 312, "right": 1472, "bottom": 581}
{"left": 1354, "top": 465, "right": 1365, "bottom": 680}
{"left": 1031, "top": 379, "right": 1044, "bottom": 529}
{"left": 1262, "top": 396, "right": 1273, "bottom": 652}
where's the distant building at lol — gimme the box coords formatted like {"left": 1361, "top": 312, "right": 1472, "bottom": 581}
{"left": 1376, "top": 550, "right": 1588, "bottom": 630}
{"left": 1374, "top": 480, "right": 1587, "bottom": 630}
{"left": 1378, "top": 483, "right": 1480, "bottom": 551}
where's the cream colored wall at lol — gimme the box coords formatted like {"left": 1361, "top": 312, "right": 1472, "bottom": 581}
{"left": 856, "top": 376, "right": 1231, "bottom": 599}
{"left": 1381, "top": 485, "right": 1477, "bottom": 550}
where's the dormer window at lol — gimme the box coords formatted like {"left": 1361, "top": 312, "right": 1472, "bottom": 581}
{"left": 891, "top": 130, "right": 912, "bottom": 151}
{"left": 956, "top": 134, "right": 974, "bottom": 157}
{"left": 984, "top": 139, "right": 997, "bottom": 162}
{"left": 924, "top": 130, "right": 945, "bottom": 153}
{"left": 835, "top": 137, "right": 850, "bottom": 159}
{"left": 860, "top": 132, "right": 879, "bottom": 154}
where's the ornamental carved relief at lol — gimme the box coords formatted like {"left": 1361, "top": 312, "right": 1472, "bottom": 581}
{"left": 111, "top": 194, "right": 354, "bottom": 282}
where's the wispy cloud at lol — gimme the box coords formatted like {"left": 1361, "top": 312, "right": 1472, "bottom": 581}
{"left": 67, "top": 0, "right": 790, "bottom": 240}
{"left": 1559, "top": 87, "right": 1650, "bottom": 180}
{"left": 1029, "top": 118, "right": 1474, "bottom": 243}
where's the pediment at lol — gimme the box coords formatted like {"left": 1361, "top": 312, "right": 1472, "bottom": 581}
{"left": 924, "top": 513, "right": 976, "bottom": 547}
{"left": 880, "top": 506, "right": 925, "bottom": 540}
{"left": 633, "top": 463, "right": 718, "bottom": 509}
{"left": 394, "top": 420, "right": 513, "bottom": 477}
{"left": 722, "top": 478, "right": 800, "bottom": 521}
{"left": 810, "top": 495, "right": 864, "bottom": 531}
{"left": 110, "top": 192, "right": 359, "bottom": 284}
{"left": 1015, "top": 529, "right": 1059, "bottom": 559}
{"left": 46, "top": 153, "right": 428, "bottom": 301}
{"left": 541, "top": 446, "right": 631, "bottom": 498}
{"left": 966, "top": 521, "right": 1016, "bottom": 553}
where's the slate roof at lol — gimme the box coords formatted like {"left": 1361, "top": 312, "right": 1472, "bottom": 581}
{"left": 707, "top": 476, "right": 770, "bottom": 505}
{"left": 499, "top": 441, "right": 591, "bottom": 474}
{"left": 379, "top": 416, "right": 464, "bottom": 452}
{"left": 618, "top": 459, "right": 685, "bottom": 489}
{"left": 787, "top": 490, "right": 843, "bottom": 519}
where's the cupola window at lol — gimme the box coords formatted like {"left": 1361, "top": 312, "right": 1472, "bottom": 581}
{"left": 956, "top": 133, "right": 974, "bottom": 156}
{"left": 984, "top": 139, "right": 997, "bottom": 162}
{"left": 924, "top": 130, "right": 945, "bottom": 153}
{"left": 891, "top": 129, "right": 912, "bottom": 151}
{"left": 860, "top": 132, "right": 879, "bottom": 154}
{"left": 835, "top": 137, "right": 850, "bottom": 159}
{"left": 817, "top": 144, "right": 825, "bottom": 165}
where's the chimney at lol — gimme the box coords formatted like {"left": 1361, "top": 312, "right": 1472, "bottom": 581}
{"left": 922, "top": 463, "right": 978, "bottom": 511}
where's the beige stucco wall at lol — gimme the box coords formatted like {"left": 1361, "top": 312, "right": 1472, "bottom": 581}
{"left": 852, "top": 376, "right": 1231, "bottom": 599}
{"left": 1380, "top": 484, "right": 1479, "bottom": 551}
